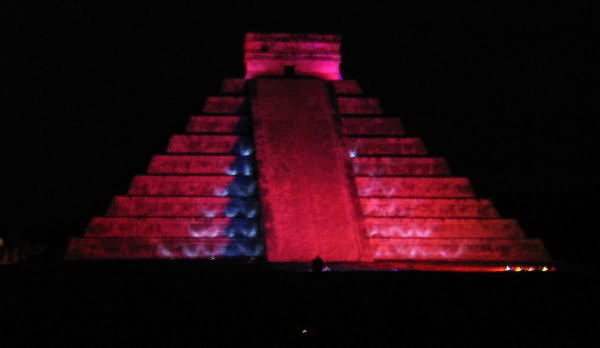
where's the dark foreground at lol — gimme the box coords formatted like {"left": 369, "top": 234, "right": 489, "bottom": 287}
{"left": 1, "top": 261, "right": 598, "bottom": 346}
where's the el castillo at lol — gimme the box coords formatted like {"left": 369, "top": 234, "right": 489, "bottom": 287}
{"left": 5, "top": 3, "right": 596, "bottom": 345}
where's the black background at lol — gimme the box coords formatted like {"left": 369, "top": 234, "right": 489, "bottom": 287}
{"left": 6, "top": 2, "right": 598, "bottom": 345}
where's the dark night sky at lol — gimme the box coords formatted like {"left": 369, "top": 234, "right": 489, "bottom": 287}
{"left": 11, "top": 2, "right": 596, "bottom": 265}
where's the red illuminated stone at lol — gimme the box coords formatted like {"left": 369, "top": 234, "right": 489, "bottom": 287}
{"left": 355, "top": 177, "right": 474, "bottom": 198}
{"left": 252, "top": 79, "right": 365, "bottom": 262}
{"left": 351, "top": 157, "right": 450, "bottom": 176}
{"left": 166, "top": 135, "right": 249, "bottom": 154}
{"left": 185, "top": 116, "right": 249, "bottom": 134}
{"left": 67, "top": 237, "right": 263, "bottom": 259}
{"left": 332, "top": 80, "right": 363, "bottom": 95}
{"left": 360, "top": 198, "right": 499, "bottom": 218}
{"left": 345, "top": 137, "right": 427, "bottom": 155}
{"left": 148, "top": 155, "right": 243, "bottom": 175}
{"left": 244, "top": 33, "right": 342, "bottom": 80}
{"left": 337, "top": 97, "right": 383, "bottom": 114}
{"left": 106, "top": 196, "right": 257, "bottom": 218}
{"left": 341, "top": 117, "right": 405, "bottom": 135}
{"left": 86, "top": 217, "right": 256, "bottom": 238}
{"left": 66, "top": 32, "right": 550, "bottom": 269}
{"left": 127, "top": 175, "right": 249, "bottom": 197}
{"left": 371, "top": 239, "right": 549, "bottom": 262}
{"left": 221, "top": 78, "right": 246, "bottom": 94}
{"left": 203, "top": 96, "right": 247, "bottom": 114}
{"left": 364, "top": 218, "right": 524, "bottom": 239}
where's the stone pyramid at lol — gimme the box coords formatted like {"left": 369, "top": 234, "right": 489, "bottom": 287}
{"left": 67, "top": 33, "right": 551, "bottom": 271}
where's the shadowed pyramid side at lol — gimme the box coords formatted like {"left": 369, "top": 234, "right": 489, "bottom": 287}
{"left": 66, "top": 92, "right": 263, "bottom": 259}
{"left": 333, "top": 85, "right": 550, "bottom": 267}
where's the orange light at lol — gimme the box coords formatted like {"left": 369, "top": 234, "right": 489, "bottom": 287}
{"left": 515, "top": 267, "right": 522, "bottom": 272}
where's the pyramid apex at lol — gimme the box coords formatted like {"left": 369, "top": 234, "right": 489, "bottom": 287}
{"left": 244, "top": 32, "right": 342, "bottom": 80}
{"left": 245, "top": 32, "right": 342, "bottom": 42}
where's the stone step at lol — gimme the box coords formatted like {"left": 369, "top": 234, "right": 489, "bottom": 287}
{"left": 107, "top": 196, "right": 259, "bottom": 218}
{"left": 185, "top": 116, "right": 250, "bottom": 134}
{"left": 360, "top": 198, "right": 499, "bottom": 218}
{"left": 355, "top": 177, "right": 474, "bottom": 198}
{"left": 202, "top": 96, "right": 247, "bottom": 114}
{"left": 352, "top": 157, "right": 450, "bottom": 176}
{"left": 331, "top": 80, "right": 363, "bottom": 95}
{"left": 363, "top": 218, "right": 524, "bottom": 239}
{"left": 221, "top": 78, "right": 247, "bottom": 94}
{"left": 128, "top": 175, "right": 257, "bottom": 197}
{"left": 148, "top": 155, "right": 253, "bottom": 176}
{"left": 337, "top": 97, "right": 382, "bottom": 114}
{"left": 67, "top": 237, "right": 264, "bottom": 259}
{"left": 86, "top": 217, "right": 258, "bottom": 238}
{"left": 341, "top": 117, "right": 405, "bottom": 136}
{"left": 370, "top": 238, "right": 550, "bottom": 262}
{"left": 167, "top": 135, "right": 253, "bottom": 155}
{"left": 345, "top": 137, "right": 427, "bottom": 156}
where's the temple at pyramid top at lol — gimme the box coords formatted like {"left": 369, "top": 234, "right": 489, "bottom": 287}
{"left": 244, "top": 33, "right": 342, "bottom": 80}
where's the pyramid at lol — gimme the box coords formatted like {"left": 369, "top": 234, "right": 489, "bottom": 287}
{"left": 67, "top": 33, "right": 551, "bottom": 271}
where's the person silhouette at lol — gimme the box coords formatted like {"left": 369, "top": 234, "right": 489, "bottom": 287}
{"left": 311, "top": 257, "right": 324, "bottom": 272}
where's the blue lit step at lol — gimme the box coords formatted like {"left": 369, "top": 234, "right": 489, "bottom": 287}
{"left": 86, "top": 217, "right": 259, "bottom": 238}
{"left": 128, "top": 175, "right": 257, "bottom": 197}
{"left": 107, "top": 196, "right": 259, "bottom": 218}
{"left": 148, "top": 155, "right": 254, "bottom": 176}
{"left": 67, "top": 237, "right": 264, "bottom": 259}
